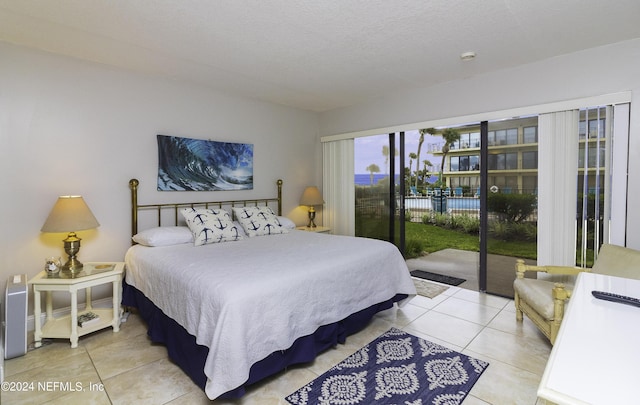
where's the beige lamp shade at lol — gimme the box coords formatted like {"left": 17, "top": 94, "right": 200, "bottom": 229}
{"left": 299, "top": 186, "right": 323, "bottom": 206}
{"left": 41, "top": 196, "right": 100, "bottom": 233}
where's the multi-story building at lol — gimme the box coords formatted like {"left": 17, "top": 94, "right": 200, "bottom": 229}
{"left": 428, "top": 110, "right": 607, "bottom": 196}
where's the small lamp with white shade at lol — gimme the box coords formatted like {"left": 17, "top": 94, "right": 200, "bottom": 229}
{"left": 41, "top": 196, "right": 100, "bottom": 273}
{"left": 299, "top": 186, "right": 324, "bottom": 228}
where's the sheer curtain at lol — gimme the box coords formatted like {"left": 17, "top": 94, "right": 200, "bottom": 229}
{"left": 609, "top": 103, "right": 630, "bottom": 247}
{"left": 322, "top": 139, "right": 355, "bottom": 236}
{"left": 537, "top": 110, "right": 579, "bottom": 266}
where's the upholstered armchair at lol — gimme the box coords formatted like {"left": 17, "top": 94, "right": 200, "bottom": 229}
{"left": 514, "top": 244, "right": 640, "bottom": 345}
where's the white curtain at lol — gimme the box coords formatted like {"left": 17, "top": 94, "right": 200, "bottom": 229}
{"left": 609, "top": 103, "right": 630, "bottom": 247}
{"left": 537, "top": 110, "right": 579, "bottom": 266}
{"left": 322, "top": 139, "right": 355, "bottom": 236}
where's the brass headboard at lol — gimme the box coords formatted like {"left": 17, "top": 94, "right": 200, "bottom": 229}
{"left": 129, "top": 178, "right": 283, "bottom": 239}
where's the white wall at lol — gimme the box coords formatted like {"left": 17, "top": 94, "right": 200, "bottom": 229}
{"left": 0, "top": 42, "right": 320, "bottom": 304}
{"left": 319, "top": 38, "right": 640, "bottom": 249}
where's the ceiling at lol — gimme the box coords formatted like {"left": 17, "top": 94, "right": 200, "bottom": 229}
{"left": 1, "top": 1, "right": 640, "bottom": 112}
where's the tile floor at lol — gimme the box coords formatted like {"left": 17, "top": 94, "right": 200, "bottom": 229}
{"left": 3, "top": 284, "right": 552, "bottom": 404}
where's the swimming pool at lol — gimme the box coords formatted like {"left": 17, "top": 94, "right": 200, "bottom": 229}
{"left": 404, "top": 197, "right": 480, "bottom": 211}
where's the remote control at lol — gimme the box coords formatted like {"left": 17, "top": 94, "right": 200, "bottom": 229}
{"left": 591, "top": 290, "right": 640, "bottom": 308}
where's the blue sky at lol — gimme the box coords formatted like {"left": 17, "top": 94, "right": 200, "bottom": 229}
{"left": 354, "top": 130, "right": 444, "bottom": 175}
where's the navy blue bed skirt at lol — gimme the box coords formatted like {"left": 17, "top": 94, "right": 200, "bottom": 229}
{"left": 122, "top": 279, "right": 407, "bottom": 399}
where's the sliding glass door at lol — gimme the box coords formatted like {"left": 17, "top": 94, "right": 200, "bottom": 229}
{"left": 482, "top": 105, "right": 629, "bottom": 297}
{"left": 356, "top": 128, "right": 482, "bottom": 287}
{"left": 346, "top": 101, "right": 629, "bottom": 298}
{"left": 483, "top": 117, "right": 539, "bottom": 296}
{"left": 354, "top": 133, "right": 405, "bottom": 249}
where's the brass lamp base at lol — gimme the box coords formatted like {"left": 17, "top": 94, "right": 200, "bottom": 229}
{"left": 307, "top": 207, "right": 317, "bottom": 228}
{"left": 62, "top": 232, "right": 84, "bottom": 273}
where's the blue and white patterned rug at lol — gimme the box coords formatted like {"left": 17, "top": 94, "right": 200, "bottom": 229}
{"left": 285, "top": 328, "right": 489, "bottom": 405}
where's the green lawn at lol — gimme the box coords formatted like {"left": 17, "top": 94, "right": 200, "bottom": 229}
{"left": 407, "top": 222, "right": 537, "bottom": 259}
{"left": 357, "top": 218, "right": 537, "bottom": 260}
{"left": 405, "top": 222, "right": 480, "bottom": 253}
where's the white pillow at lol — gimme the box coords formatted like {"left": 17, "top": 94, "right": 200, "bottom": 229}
{"left": 132, "top": 227, "right": 194, "bottom": 247}
{"left": 181, "top": 208, "right": 244, "bottom": 246}
{"left": 277, "top": 216, "right": 296, "bottom": 230}
{"left": 233, "top": 206, "right": 289, "bottom": 237}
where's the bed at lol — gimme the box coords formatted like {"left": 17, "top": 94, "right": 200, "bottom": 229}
{"left": 122, "top": 178, "right": 416, "bottom": 400}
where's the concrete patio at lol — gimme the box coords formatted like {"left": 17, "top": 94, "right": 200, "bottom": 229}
{"left": 406, "top": 249, "right": 536, "bottom": 298}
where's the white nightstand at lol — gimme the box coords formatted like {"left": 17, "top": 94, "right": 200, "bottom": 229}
{"left": 29, "top": 262, "right": 125, "bottom": 348}
{"left": 296, "top": 226, "right": 331, "bottom": 234}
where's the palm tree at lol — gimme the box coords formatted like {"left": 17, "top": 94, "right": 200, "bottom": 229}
{"left": 381, "top": 145, "right": 398, "bottom": 175}
{"left": 423, "top": 159, "right": 433, "bottom": 173}
{"left": 366, "top": 163, "right": 380, "bottom": 185}
{"left": 421, "top": 159, "right": 434, "bottom": 187}
{"left": 439, "top": 128, "right": 461, "bottom": 185}
{"left": 403, "top": 167, "right": 412, "bottom": 194}
{"left": 416, "top": 128, "right": 436, "bottom": 190}
{"left": 408, "top": 152, "right": 417, "bottom": 185}
{"left": 382, "top": 145, "right": 390, "bottom": 174}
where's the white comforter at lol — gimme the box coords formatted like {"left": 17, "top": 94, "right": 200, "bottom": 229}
{"left": 124, "top": 230, "right": 416, "bottom": 399}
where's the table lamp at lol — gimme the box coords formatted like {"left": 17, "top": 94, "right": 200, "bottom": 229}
{"left": 41, "top": 196, "right": 100, "bottom": 273}
{"left": 299, "top": 186, "right": 323, "bottom": 228}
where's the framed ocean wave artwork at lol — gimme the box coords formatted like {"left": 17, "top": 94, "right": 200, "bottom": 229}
{"left": 157, "top": 135, "right": 253, "bottom": 191}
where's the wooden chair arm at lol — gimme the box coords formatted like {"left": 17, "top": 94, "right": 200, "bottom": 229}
{"left": 552, "top": 282, "right": 572, "bottom": 300}
{"left": 515, "top": 259, "right": 590, "bottom": 279}
{"left": 550, "top": 282, "right": 572, "bottom": 342}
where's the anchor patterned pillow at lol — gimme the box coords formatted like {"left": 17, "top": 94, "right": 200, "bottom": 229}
{"left": 181, "top": 208, "right": 244, "bottom": 246}
{"left": 233, "top": 206, "right": 289, "bottom": 237}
